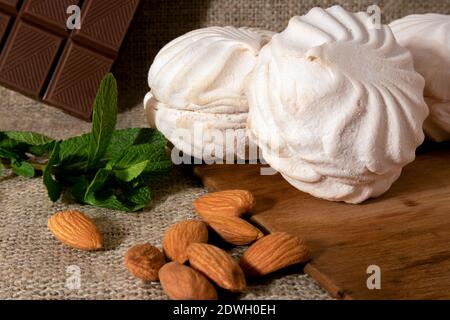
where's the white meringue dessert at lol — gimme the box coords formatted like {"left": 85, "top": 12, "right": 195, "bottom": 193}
{"left": 247, "top": 6, "right": 429, "bottom": 204}
{"left": 390, "top": 14, "right": 450, "bottom": 142}
{"left": 145, "top": 26, "right": 273, "bottom": 161}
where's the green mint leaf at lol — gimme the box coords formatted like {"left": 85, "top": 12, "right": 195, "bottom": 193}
{"left": 105, "top": 126, "right": 170, "bottom": 181}
{"left": 0, "top": 161, "right": 4, "bottom": 176}
{"left": 0, "top": 139, "right": 25, "bottom": 159}
{"left": 4, "top": 131, "right": 54, "bottom": 146}
{"left": 127, "top": 128, "right": 167, "bottom": 146}
{"left": 10, "top": 159, "right": 35, "bottom": 178}
{"left": 83, "top": 169, "right": 131, "bottom": 212}
{"left": 0, "top": 73, "right": 169, "bottom": 212}
{"left": 0, "top": 132, "right": 54, "bottom": 160}
{"left": 68, "top": 175, "right": 89, "bottom": 203}
{"left": 43, "top": 142, "right": 62, "bottom": 202}
{"left": 84, "top": 169, "right": 150, "bottom": 212}
{"left": 0, "top": 147, "right": 19, "bottom": 160}
{"left": 108, "top": 143, "right": 171, "bottom": 173}
{"left": 28, "top": 145, "right": 53, "bottom": 157}
{"left": 87, "top": 73, "right": 118, "bottom": 169}
{"left": 0, "top": 133, "right": 19, "bottom": 150}
{"left": 58, "top": 133, "right": 90, "bottom": 170}
{"left": 40, "top": 128, "right": 168, "bottom": 173}
{"left": 56, "top": 128, "right": 165, "bottom": 170}
{"left": 123, "top": 182, "right": 151, "bottom": 210}
{"left": 143, "top": 147, "right": 172, "bottom": 174}
{"left": 105, "top": 128, "right": 166, "bottom": 159}
{"left": 112, "top": 160, "right": 149, "bottom": 182}
{"left": 108, "top": 144, "right": 157, "bottom": 169}
{"left": 83, "top": 169, "right": 114, "bottom": 200}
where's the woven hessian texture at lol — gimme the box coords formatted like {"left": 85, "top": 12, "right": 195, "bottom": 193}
{"left": 1, "top": 0, "right": 449, "bottom": 300}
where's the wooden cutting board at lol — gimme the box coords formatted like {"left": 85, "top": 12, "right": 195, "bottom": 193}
{"left": 193, "top": 143, "right": 450, "bottom": 300}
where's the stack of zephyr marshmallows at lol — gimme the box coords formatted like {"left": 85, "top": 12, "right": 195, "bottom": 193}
{"left": 144, "top": 6, "right": 450, "bottom": 204}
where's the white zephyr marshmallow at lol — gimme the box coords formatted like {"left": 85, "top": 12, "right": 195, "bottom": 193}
{"left": 390, "top": 14, "right": 450, "bottom": 142}
{"left": 247, "top": 6, "right": 429, "bottom": 204}
{"left": 145, "top": 26, "right": 273, "bottom": 160}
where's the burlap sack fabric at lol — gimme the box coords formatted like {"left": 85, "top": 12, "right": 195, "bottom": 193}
{"left": 0, "top": 0, "right": 449, "bottom": 300}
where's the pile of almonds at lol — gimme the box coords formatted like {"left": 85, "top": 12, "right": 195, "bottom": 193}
{"left": 47, "top": 189, "right": 311, "bottom": 300}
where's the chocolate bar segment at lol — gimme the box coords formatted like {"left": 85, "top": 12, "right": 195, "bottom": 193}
{"left": 44, "top": 41, "right": 114, "bottom": 119}
{"left": 0, "top": 11, "right": 10, "bottom": 46}
{"left": 22, "top": 0, "right": 81, "bottom": 33}
{"left": 72, "top": 0, "right": 140, "bottom": 56}
{"left": 0, "top": 0, "right": 140, "bottom": 120}
{"left": 0, "top": 20, "right": 62, "bottom": 97}
{"left": 0, "top": 0, "right": 18, "bottom": 13}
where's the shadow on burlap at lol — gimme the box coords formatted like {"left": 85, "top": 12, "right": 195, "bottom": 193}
{"left": 0, "top": 0, "right": 449, "bottom": 300}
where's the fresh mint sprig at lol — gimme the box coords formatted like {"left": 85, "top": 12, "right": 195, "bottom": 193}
{"left": 0, "top": 73, "right": 172, "bottom": 212}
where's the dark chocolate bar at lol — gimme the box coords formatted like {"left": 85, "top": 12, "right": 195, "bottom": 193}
{"left": 0, "top": 0, "right": 19, "bottom": 14}
{"left": 0, "top": 0, "right": 140, "bottom": 120}
{"left": 0, "top": 11, "right": 11, "bottom": 44}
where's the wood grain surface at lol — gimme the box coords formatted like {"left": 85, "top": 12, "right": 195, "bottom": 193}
{"left": 193, "top": 144, "right": 450, "bottom": 300}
